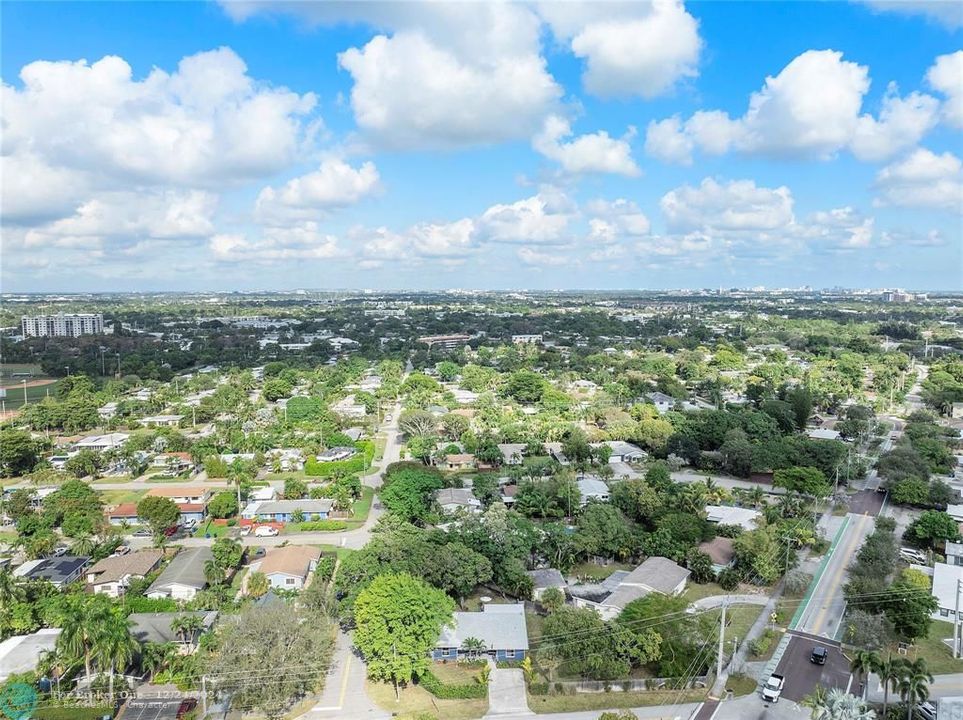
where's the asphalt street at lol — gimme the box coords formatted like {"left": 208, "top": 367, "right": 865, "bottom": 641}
{"left": 771, "top": 633, "right": 851, "bottom": 704}
{"left": 795, "top": 513, "right": 875, "bottom": 639}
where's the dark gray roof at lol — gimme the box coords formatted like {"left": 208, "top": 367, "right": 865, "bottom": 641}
{"left": 527, "top": 568, "right": 565, "bottom": 590}
{"left": 20, "top": 556, "right": 89, "bottom": 585}
{"left": 147, "top": 547, "right": 213, "bottom": 594}
{"left": 128, "top": 611, "right": 217, "bottom": 644}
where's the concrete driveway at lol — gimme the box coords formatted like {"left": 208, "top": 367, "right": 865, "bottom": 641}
{"left": 486, "top": 668, "right": 532, "bottom": 717}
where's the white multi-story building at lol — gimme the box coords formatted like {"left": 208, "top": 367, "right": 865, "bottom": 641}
{"left": 21, "top": 313, "right": 104, "bottom": 338}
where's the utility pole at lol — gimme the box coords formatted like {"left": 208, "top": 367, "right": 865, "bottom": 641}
{"left": 716, "top": 599, "right": 727, "bottom": 682}
{"left": 956, "top": 580, "right": 962, "bottom": 659}
{"left": 202, "top": 675, "right": 208, "bottom": 717}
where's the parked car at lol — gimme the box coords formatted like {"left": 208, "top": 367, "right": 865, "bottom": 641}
{"left": 112, "top": 545, "right": 131, "bottom": 557}
{"left": 917, "top": 702, "right": 937, "bottom": 720}
{"left": 254, "top": 526, "right": 279, "bottom": 537}
{"left": 132, "top": 528, "right": 151, "bottom": 537}
{"left": 762, "top": 673, "right": 784, "bottom": 702}
{"left": 177, "top": 699, "right": 198, "bottom": 719}
{"left": 900, "top": 548, "right": 928, "bottom": 564}
{"left": 52, "top": 546, "right": 68, "bottom": 557}
{"left": 163, "top": 525, "right": 179, "bottom": 538}
{"left": 810, "top": 646, "right": 828, "bottom": 665}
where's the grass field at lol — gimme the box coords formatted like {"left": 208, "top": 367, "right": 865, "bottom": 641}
{"left": 569, "top": 561, "right": 632, "bottom": 582}
{"left": 527, "top": 688, "right": 708, "bottom": 714}
{"left": 900, "top": 620, "right": 963, "bottom": 675}
{"left": 97, "top": 489, "right": 148, "bottom": 505}
{"left": 367, "top": 679, "right": 488, "bottom": 719}
{"left": 344, "top": 486, "right": 375, "bottom": 529}
{"left": 0, "top": 362, "right": 60, "bottom": 410}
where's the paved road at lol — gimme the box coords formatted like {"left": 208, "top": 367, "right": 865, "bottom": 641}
{"left": 847, "top": 489, "right": 884, "bottom": 517}
{"left": 794, "top": 513, "right": 874, "bottom": 639}
{"left": 302, "top": 631, "right": 388, "bottom": 720}
{"left": 772, "top": 632, "right": 850, "bottom": 704}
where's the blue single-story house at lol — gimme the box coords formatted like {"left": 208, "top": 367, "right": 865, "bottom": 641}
{"left": 434, "top": 603, "right": 529, "bottom": 661}
{"left": 241, "top": 499, "right": 333, "bottom": 523}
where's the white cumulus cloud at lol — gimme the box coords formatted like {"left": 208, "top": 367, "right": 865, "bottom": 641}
{"left": 927, "top": 51, "right": 963, "bottom": 128}
{"left": 875, "top": 148, "right": 963, "bottom": 210}
{"left": 255, "top": 159, "right": 380, "bottom": 224}
{"left": 533, "top": 115, "right": 640, "bottom": 177}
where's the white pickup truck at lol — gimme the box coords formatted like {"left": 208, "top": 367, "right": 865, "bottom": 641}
{"left": 762, "top": 673, "right": 785, "bottom": 702}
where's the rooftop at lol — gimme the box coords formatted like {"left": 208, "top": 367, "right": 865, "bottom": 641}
{"left": 437, "top": 603, "right": 529, "bottom": 651}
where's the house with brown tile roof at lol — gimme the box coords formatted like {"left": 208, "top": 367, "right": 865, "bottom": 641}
{"left": 251, "top": 545, "right": 321, "bottom": 590}
{"left": 106, "top": 503, "right": 140, "bottom": 526}
{"left": 87, "top": 549, "right": 164, "bottom": 597}
{"left": 698, "top": 537, "right": 736, "bottom": 572}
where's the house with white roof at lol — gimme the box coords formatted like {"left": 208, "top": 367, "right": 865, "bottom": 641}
{"left": 435, "top": 488, "right": 482, "bottom": 514}
{"left": 705, "top": 505, "right": 762, "bottom": 531}
{"left": 933, "top": 562, "right": 963, "bottom": 620}
{"left": 577, "top": 477, "right": 610, "bottom": 506}
{"left": 73, "top": 433, "right": 130, "bottom": 452}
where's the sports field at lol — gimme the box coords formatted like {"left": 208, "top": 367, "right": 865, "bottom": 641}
{"left": 0, "top": 363, "right": 60, "bottom": 412}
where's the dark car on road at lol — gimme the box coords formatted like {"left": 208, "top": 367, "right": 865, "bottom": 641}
{"left": 810, "top": 646, "right": 828, "bottom": 665}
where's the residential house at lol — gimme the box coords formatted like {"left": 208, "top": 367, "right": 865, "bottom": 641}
{"left": 434, "top": 604, "right": 529, "bottom": 661}
{"left": 444, "top": 454, "right": 476, "bottom": 471}
{"left": 948, "top": 504, "right": 963, "bottom": 523}
{"left": 146, "top": 547, "right": 213, "bottom": 601}
{"left": 150, "top": 452, "right": 194, "bottom": 475}
{"left": 106, "top": 502, "right": 140, "bottom": 526}
{"left": 451, "top": 388, "right": 478, "bottom": 405}
{"left": 570, "top": 380, "right": 598, "bottom": 395}
{"left": 705, "top": 505, "right": 762, "bottom": 532}
{"left": 343, "top": 427, "right": 365, "bottom": 442}
{"left": 500, "top": 484, "right": 518, "bottom": 505}
{"left": 331, "top": 395, "right": 367, "bottom": 419}
{"left": 545, "top": 442, "right": 569, "bottom": 465}
{"left": 251, "top": 545, "right": 321, "bottom": 590}
{"left": 946, "top": 542, "right": 963, "bottom": 567}
{"left": 86, "top": 549, "right": 164, "bottom": 597}
{"left": 146, "top": 486, "right": 210, "bottom": 524}
{"left": 599, "top": 441, "right": 647, "bottom": 464}
{"left": 73, "top": 433, "right": 130, "bottom": 452}
{"left": 570, "top": 557, "right": 690, "bottom": 620}
{"left": 249, "top": 486, "right": 277, "bottom": 503}
{"left": 647, "top": 392, "right": 677, "bottom": 414}
{"left": 266, "top": 448, "right": 305, "bottom": 471}
{"left": 497, "top": 443, "right": 526, "bottom": 466}
{"left": 241, "top": 499, "right": 333, "bottom": 523}
{"left": 13, "top": 556, "right": 90, "bottom": 589}
{"left": 806, "top": 428, "right": 843, "bottom": 441}
{"left": 698, "top": 537, "right": 737, "bottom": 573}
{"left": 98, "top": 402, "right": 118, "bottom": 420}
{"left": 435, "top": 488, "right": 482, "bottom": 514}
{"left": 140, "top": 415, "right": 184, "bottom": 428}
{"left": 128, "top": 611, "right": 218, "bottom": 653}
{"left": 577, "top": 478, "right": 610, "bottom": 507}
{"left": 527, "top": 568, "right": 566, "bottom": 601}
{"left": 0, "top": 629, "right": 61, "bottom": 682}
{"left": 932, "top": 562, "right": 963, "bottom": 620}
{"left": 317, "top": 447, "right": 356, "bottom": 462}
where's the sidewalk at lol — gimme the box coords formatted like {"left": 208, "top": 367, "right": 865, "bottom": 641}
{"left": 301, "top": 631, "right": 389, "bottom": 720}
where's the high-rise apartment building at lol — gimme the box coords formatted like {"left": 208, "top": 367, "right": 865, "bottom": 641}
{"left": 21, "top": 313, "right": 104, "bottom": 338}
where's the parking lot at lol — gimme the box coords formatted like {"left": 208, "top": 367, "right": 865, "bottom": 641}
{"left": 769, "top": 633, "right": 852, "bottom": 703}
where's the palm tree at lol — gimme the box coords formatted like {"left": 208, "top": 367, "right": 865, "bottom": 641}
{"left": 806, "top": 688, "right": 874, "bottom": 720}
{"left": 849, "top": 649, "right": 879, "bottom": 699}
{"left": 748, "top": 487, "right": 766, "bottom": 509}
{"left": 875, "top": 654, "right": 905, "bottom": 718}
{"left": 203, "top": 559, "right": 223, "bottom": 587}
{"left": 460, "top": 637, "right": 486, "bottom": 660}
{"left": 246, "top": 570, "right": 269, "bottom": 598}
{"left": 93, "top": 612, "right": 138, "bottom": 701}
{"left": 140, "top": 642, "right": 176, "bottom": 679}
{"left": 0, "top": 567, "right": 23, "bottom": 613}
{"left": 170, "top": 614, "right": 205, "bottom": 649}
{"left": 70, "top": 533, "right": 97, "bottom": 557}
{"left": 897, "top": 659, "right": 933, "bottom": 720}
{"left": 57, "top": 596, "right": 113, "bottom": 701}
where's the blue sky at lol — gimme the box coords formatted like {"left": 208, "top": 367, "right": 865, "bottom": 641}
{"left": 2, "top": 1, "right": 960, "bottom": 292}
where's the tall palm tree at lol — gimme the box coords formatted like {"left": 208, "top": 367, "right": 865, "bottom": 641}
{"left": 748, "top": 487, "right": 766, "bottom": 509}
{"left": 70, "top": 533, "right": 97, "bottom": 557}
{"left": 140, "top": 642, "right": 176, "bottom": 680}
{"left": 170, "top": 614, "right": 205, "bottom": 649}
{"left": 93, "top": 611, "right": 138, "bottom": 701}
{"left": 203, "top": 559, "right": 223, "bottom": 587}
{"left": 849, "top": 649, "right": 879, "bottom": 699}
{"left": 875, "top": 653, "right": 904, "bottom": 719}
{"left": 897, "top": 659, "right": 933, "bottom": 720}
{"left": 0, "top": 567, "right": 23, "bottom": 613}
{"left": 56, "top": 596, "right": 113, "bottom": 701}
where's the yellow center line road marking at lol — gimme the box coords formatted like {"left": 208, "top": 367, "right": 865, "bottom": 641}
{"left": 811, "top": 514, "right": 869, "bottom": 636}
{"left": 337, "top": 653, "right": 351, "bottom": 709}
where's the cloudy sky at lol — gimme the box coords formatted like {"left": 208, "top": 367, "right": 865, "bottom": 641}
{"left": 2, "top": 0, "right": 961, "bottom": 292}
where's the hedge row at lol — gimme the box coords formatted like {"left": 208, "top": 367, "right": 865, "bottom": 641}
{"left": 297, "top": 520, "right": 348, "bottom": 532}
{"left": 419, "top": 670, "right": 487, "bottom": 699}
{"left": 304, "top": 442, "right": 375, "bottom": 477}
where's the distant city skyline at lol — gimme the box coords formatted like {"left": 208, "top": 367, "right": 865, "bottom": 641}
{"left": 2, "top": 1, "right": 960, "bottom": 292}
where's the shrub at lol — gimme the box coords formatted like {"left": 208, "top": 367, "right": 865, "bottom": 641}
{"left": 305, "top": 442, "right": 375, "bottom": 477}
{"left": 418, "top": 670, "right": 487, "bottom": 699}
{"left": 297, "top": 520, "right": 348, "bottom": 532}
{"left": 718, "top": 568, "right": 740, "bottom": 591}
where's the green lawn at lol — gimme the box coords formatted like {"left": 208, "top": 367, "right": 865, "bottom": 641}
{"left": 97, "top": 488, "right": 148, "bottom": 505}
{"left": 373, "top": 434, "right": 387, "bottom": 461}
{"left": 0, "top": 531, "right": 18, "bottom": 546}
{"left": 569, "top": 561, "right": 632, "bottom": 582}
{"left": 527, "top": 688, "right": 708, "bottom": 714}
{"left": 344, "top": 486, "right": 375, "bottom": 529}
{"left": 682, "top": 582, "right": 728, "bottom": 603}
{"left": 193, "top": 520, "right": 235, "bottom": 538}
{"left": 431, "top": 661, "right": 486, "bottom": 685}
{"left": 367, "top": 679, "right": 488, "bottom": 719}
{"left": 145, "top": 474, "right": 193, "bottom": 483}
{"left": 526, "top": 611, "right": 546, "bottom": 647}
{"left": 899, "top": 620, "right": 963, "bottom": 675}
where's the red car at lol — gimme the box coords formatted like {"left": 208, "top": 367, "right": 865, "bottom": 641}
{"left": 177, "top": 699, "right": 197, "bottom": 718}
